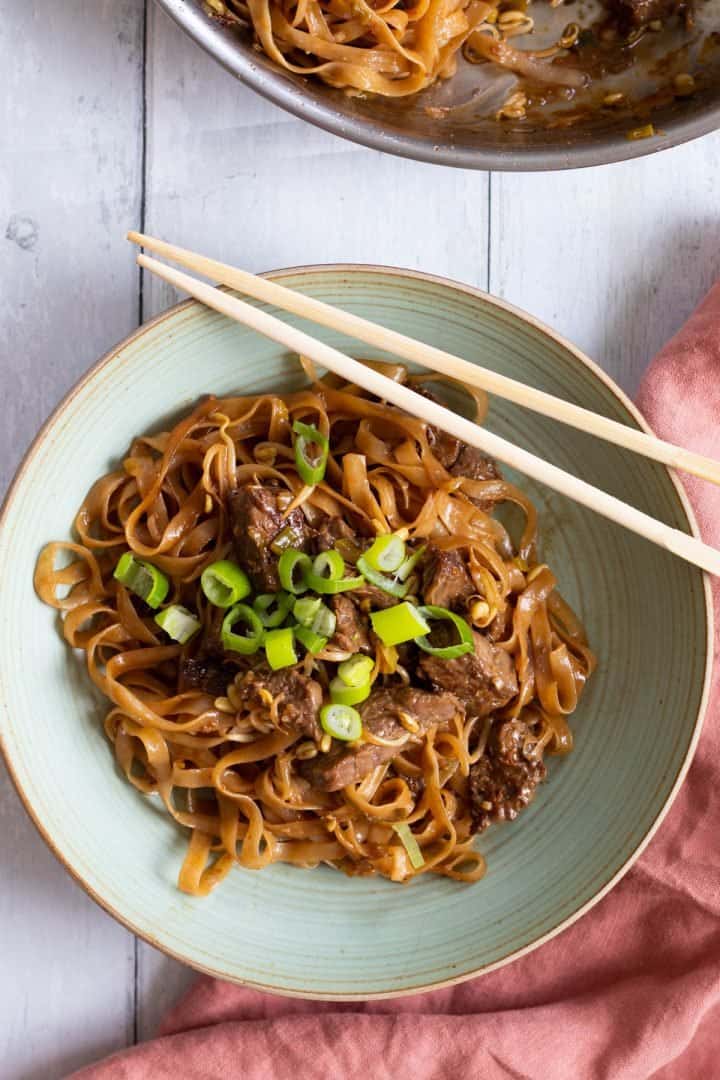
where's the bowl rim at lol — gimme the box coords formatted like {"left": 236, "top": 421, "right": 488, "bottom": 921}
{"left": 154, "top": 0, "right": 720, "bottom": 172}
{"left": 0, "top": 263, "right": 713, "bottom": 999}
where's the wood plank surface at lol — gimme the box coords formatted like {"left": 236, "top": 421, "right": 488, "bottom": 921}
{"left": 2, "top": 0, "right": 720, "bottom": 1073}
{"left": 0, "top": 3, "right": 145, "bottom": 1077}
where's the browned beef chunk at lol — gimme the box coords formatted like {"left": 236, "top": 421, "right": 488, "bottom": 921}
{"left": 299, "top": 687, "right": 462, "bottom": 792}
{"left": 180, "top": 651, "right": 237, "bottom": 698}
{"left": 422, "top": 544, "right": 474, "bottom": 611}
{"left": 468, "top": 717, "right": 546, "bottom": 832}
{"left": 605, "top": 0, "right": 686, "bottom": 28}
{"left": 238, "top": 666, "right": 323, "bottom": 740}
{"left": 313, "top": 514, "right": 364, "bottom": 554}
{"left": 449, "top": 445, "right": 500, "bottom": 484}
{"left": 415, "top": 386, "right": 499, "bottom": 482}
{"left": 331, "top": 594, "right": 371, "bottom": 653}
{"left": 414, "top": 386, "right": 463, "bottom": 468}
{"left": 419, "top": 630, "right": 518, "bottom": 718}
{"left": 352, "top": 583, "right": 398, "bottom": 611}
{"left": 228, "top": 485, "right": 309, "bottom": 592}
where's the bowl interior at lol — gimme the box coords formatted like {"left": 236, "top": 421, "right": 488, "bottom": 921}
{"left": 156, "top": 0, "right": 720, "bottom": 169}
{"left": 0, "top": 266, "right": 709, "bottom": 997}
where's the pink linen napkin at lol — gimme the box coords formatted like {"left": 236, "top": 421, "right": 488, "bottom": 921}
{"left": 71, "top": 286, "right": 720, "bottom": 1080}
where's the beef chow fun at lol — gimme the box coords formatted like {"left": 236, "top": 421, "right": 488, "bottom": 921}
{"left": 206, "top": 0, "right": 700, "bottom": 115}
{"left": 35, "top": 358, "right": 595, "bottom": 894}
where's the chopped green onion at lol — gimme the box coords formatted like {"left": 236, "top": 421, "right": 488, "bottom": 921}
{"left": 305, "top": 551, "right": 364, "bottom": 595}
{"left": 337, "top": 654, "right": 374, "bottom": 687}
{"left": 356, "top": 555, "right": 410, "bottom": 598}
{"left": 329, "top": 675, "right": 371, "bottom": 707}
{"left": 314, "top": 549, "right": 345, "bottom": 581}
{"left": 320, "top": 703, "right": 362, "bottom": 742}
{"left": 396, "top": 544, "right": 426, "bottom": 582}
{"left": 414, "top": 605, "right": 474, "bottom": 659}
{"left": 293, "top": 596, "right": 336, "bottom": 638}
{"left": 305, "top": 571, "right": 364, "bottom": 595}
{"left": 294, "top": 625, "right": 328, "bottom": 655}
{"left": 253, "top": 591, "right": 294, "bottom": 628}
{"left": 154, "top": 604, "right": 201, "bottom": 644}
{"left": 278, "top": 549, "right": 312, "bottom": 595}
{"left": 392, "top": 823, "right": 425, "bottom": 869}
{"left": 221, "top": 603, "right": 264, "bottom": 655}
{"left": 114, "top": 552, "right": 169, "bottom": 609}
{"left": 201, "top": 559, "right": 252, "bottom": 608}
{"left": 264, "top": 626, "right": 298, "bottom": 670}
{"left": 370, "top": 602, "right": 430, "bottom": 646}
{"left": 365, "top": 534, "right": 406, "bottom": 573}
{"left": 312, "top": 604, "right": 336, "bottom": 637}
{"left": 292, "top": 420, "right": 329, "bottom": 487}
{"left": 270, "top": 524, "right": 300, "bottom": 555}
{"left": 293, "top": 596, "right": 323, "bottom": 628}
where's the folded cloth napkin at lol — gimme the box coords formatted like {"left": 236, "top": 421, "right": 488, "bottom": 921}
{"left": 72, "top": 286, "right": 720, "bottom": 1080}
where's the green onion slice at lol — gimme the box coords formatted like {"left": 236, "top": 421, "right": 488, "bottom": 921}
{"left": 370, "top": 602, "right": 430, "bottom": 646}
{"left": 221, "top": 603, "right": 264, "bottom": 655}
{"left": 278, "top": 549, "right": 312, "bottom": 595}
{"left": 114, "top": 552, "right": 169, "bottom": 609}
{"left": 312, "top": 604, "right": 336, "bottom": 638}
{"left": 294, "top": 596, "right": 336, "bottom": 638}
{"left": 293, "top": 596, "right": 323, "bottom": 628}
{"left": 253, "top": 591, "right": 294, "bottom": 628}
{"left": 270, "top": 523, "right": 300, "bottom": 556}
{"left": 414, "top": 605, "right": 474, "bottom": 659}
{"left": 320, "top": 703, "right": 362, "bottom": 742}
{"left": 154, "top": 604, "right": 201, "bottom": 644}
{"left": 329, "top": 676, "right": 371, "bottom": 707}
{"left": 294, "top": 625, "right": 328, "bottom": 655}
{"left": 314, "top": 549, "right": 345, "bottom": 580}
{"left": 292, "top": 420, "right": 329, "bottom": 487}
{"left": 305, "top": 551, "right": 364, "bottom": 595}
{"left": 355, "top": 555, "right": 409, "bottom": 598}
{"left": 201, "top": 559, "right": 252, "bottom": 608}
{"left": 365, "top": 534, "right": 406, "bottom": 573}
{"left": 396, "top": 544, "right": 426, "bottom": 582}
{"left": 392, "top": 823, "right": 425, "bottom": 869}
{"left": 264, "top": 626, "right": 298, "bottom": 670}
{"left": 337, "top": 654, "right": 374, "bottom": 687}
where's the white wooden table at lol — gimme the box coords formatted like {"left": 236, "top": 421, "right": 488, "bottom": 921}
{"left": 1, "top": 3, "right": 719, "bottom": 1076}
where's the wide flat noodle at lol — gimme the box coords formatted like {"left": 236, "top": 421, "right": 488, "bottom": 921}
{"left": 35, "top": 356, "right": 595, "bottom": 893}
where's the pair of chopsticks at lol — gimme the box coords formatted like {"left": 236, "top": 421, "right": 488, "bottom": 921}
{"left": 128, "top": 232, "right": 720, "bottom": 579}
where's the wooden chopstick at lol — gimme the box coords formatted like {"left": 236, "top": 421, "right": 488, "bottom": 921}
{"left": 128, "top": 231, "right": 720, "bottom": 489}
{"left": 137, "top": 252, "right": 720, "bottom": 578}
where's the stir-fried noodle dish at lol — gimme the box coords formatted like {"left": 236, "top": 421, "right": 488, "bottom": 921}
{"left": 36, "top": 358, "right": 595, "bottom": 894}
{"left": 207, "top": 0, "right": 699, "bottom": 116}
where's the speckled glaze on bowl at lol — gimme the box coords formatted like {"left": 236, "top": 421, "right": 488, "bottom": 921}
{"left": 0, "top": 266, "right": 712, "bottom": 998}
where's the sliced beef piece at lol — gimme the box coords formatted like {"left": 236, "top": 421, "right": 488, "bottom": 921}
{"left": 605, "top": 0, "right": 686, "bottom": 28}
{"left": 228, "top": 484, "right": 310, "bottom": 592}
{"left": 422, "top": 544, "right": 475, "bottom": 611}
{"left": 419, "top": 630, "right": 518, "bottom": 718}
{"left": 352, "top": 583, "right": 398, "bottom": 611}
{"left": 180, "top": 650, "right": 237, "bottom": 698}
{"left": 238, "top": 666, "right": 323, "bottom": 740}
{"left": 415, "top": 385, "right": 463, "bottom": 469}
{"left": 331, "top": 594, "right": 371, "bottom": 653}
{"left": 313, "top": 514, "right": 363, "bottom": 554}
{"left": 299, "top": 687, "right": 462, "bottom": 792}
{"left": 449, "top": 444, "right": 500, "bottom": 484}
{"left": 468, "top": 717, "right": 546, "bottom": 832}
{"left": 415, "top": 386, "right": 500, "bottom": 483}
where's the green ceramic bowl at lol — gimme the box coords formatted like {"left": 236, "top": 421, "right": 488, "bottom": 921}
{"left": 0, "top": 267, "right": 712, "bottom": 998}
